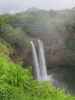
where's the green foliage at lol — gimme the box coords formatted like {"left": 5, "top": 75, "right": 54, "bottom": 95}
{"left": 0, "top": 55, "right": 32, "bottom": 100}
{"left": 0, "top": 55, "right": 74, "bottom": 100}
{"left": 0, "top": 42, "right": 11, "bottom": 55}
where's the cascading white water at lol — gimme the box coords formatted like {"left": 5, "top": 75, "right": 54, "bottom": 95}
{"left": 38, "top": 40, "right": 48, "bottom": 80}
{"left": 30, "top": 41, "right": 41, "bottom": 80}
{"left": 30, "top": 40, "right": 48, "bottom": 81}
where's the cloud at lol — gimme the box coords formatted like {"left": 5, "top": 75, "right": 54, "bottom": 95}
{"left": 31, "top": 0, "right": 74, "bottom": 10}
{"left": 0, "top": 0, "right": 74, "bottom": 13}
{"left": 0, "top": 0, "right": 27, "bottom": 13}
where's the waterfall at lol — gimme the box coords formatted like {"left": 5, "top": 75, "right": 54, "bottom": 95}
{"left": 30, "top": 40, "right": 48, "bottom": 81}
{"left": 38, "top": 40, "right": 48, "bottom": 80}
{"left": 30, "top": 41, "right": 41, "bottom": 80}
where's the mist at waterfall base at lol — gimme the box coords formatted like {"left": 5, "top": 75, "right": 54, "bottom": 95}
{"left": 48, "top": 65, "right": 75, "bottom": 95}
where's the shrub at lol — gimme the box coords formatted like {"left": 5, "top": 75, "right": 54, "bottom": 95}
{"left": 0, "top": 55, "right": 74, "bottom": 100}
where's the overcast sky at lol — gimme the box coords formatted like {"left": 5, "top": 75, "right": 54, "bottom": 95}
{"left": 0, "top": 0, "right": 75, "bottom": 13}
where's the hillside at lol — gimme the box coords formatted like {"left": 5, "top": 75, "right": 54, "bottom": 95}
{"left": 0, "top": 8, "right": 75, "bottom": 66}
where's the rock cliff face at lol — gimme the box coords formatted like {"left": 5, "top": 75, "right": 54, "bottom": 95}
{"left": 9, "top": 36, "right": 75, "bottom": 67}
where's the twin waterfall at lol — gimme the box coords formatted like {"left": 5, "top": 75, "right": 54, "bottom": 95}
{"left": 30, "top": 40, "right": 48, "bottom": 81}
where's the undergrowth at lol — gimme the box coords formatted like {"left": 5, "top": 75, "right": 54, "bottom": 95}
{"left": 0, "top": 54, "right": 74, "bottom": 100}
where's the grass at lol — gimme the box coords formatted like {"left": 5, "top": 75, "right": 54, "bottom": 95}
{"left": 0, "top": 54, "right": 74, "bottom": 100}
